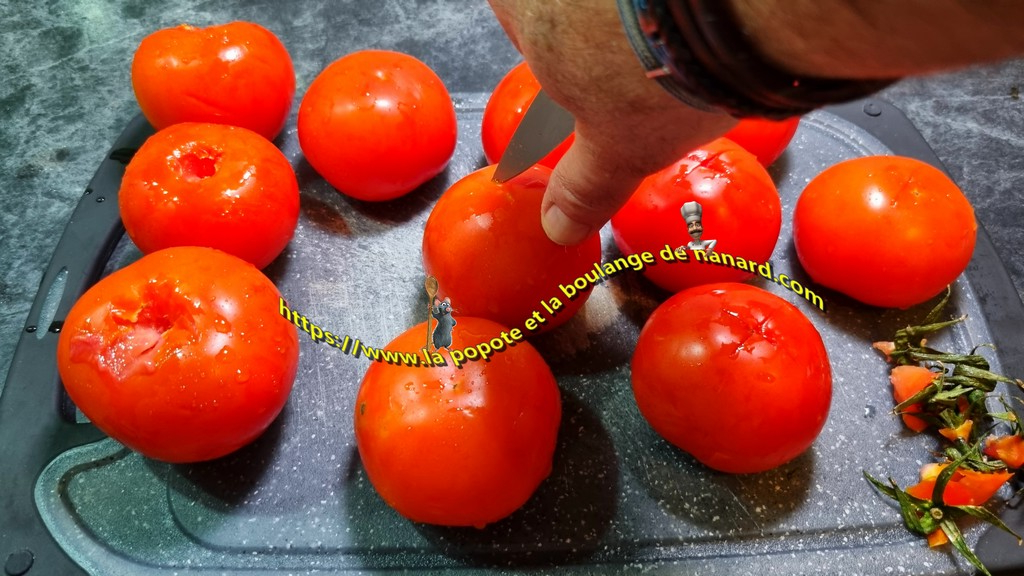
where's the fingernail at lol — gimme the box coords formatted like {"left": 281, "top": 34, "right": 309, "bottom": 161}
{"left": 542, "top": 204, "right": 593, "bottom": 246}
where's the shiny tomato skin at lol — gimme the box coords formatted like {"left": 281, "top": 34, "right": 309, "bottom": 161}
{"left": 298, "top": 50, "right": 457, "bottom": 201}
{"left": 631, "top": 283, "right": 832, "bottom": 474}
{"left": 131, "top": 22, "right": 295, "bottom": 141}
{"left": 422, "top": 165, "right": 602, "bottom": 334}
{"left": 56, "top": 247, "right": 299, "bottom": 463}
{"left": 611, "top": 138, "right": 782, "bottom": 293}
{"left": 119, "top": 122, "right": 299, "bottom": 269}
{"left": 481, "top": 61, "right": 573, "bottom": 168}
{"left": 793, "top": 155, "right": 977, "bottom": 309}
{"left": 355, "top": 317, "right": 561, "bottom": 527}
{"left": 723, "top": 116, "right": 801, "bottom": 167}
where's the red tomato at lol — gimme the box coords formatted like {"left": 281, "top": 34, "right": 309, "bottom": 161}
{"left": 56, "top": 247, "right": 299, "bottom": 463}
{"left": 298, "top": 50, "right": 457, "bottom": 201}
{"left": 631, "top": 283, "right": 832, "bottom": 473}
{"left": 119, "top": 122, "right": 299, "bottom": 269}
{"left": 131, "top": 22, "right": 295, "bottom": 141}
{"left": 611, "top": 138, "right": 782, "bottom": 293}
{"left": 723, "top": 116, "right": 801, "bottom": 167}
{"left": 793, "top": 155, "right": 977, "bottom": 309}
{"left": 422, "top": 165, "right": 602, "bottom": 334}
{"left": 481, "top": 61, "right": 573, "bottom": 168}
{"left": 355, "top": 317, "right": 561, "bottom": 527}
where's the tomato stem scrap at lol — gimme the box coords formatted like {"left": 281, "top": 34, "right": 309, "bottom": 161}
{"left": 866, "top": 287, "right": 1024, "bottom": 575}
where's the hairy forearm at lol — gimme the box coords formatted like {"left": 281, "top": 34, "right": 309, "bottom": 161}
{"left": 732, "top": 0, "right": 1024, "bottom": 79}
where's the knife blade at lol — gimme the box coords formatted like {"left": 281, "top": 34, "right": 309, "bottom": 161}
{"left": 492, "top": 89, "right": 575, "bottom": 183}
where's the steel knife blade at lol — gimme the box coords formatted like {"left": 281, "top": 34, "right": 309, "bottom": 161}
{"left": 492, "top": 89, "right": 575, "bottom": 183}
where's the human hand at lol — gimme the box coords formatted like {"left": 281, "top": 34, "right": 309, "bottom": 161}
{"left": 488, "top": 0, "right": 736, "bottom": 245}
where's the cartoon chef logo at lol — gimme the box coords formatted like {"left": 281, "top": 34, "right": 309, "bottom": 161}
{"left": 430, "top": 296, "right": 456, "bottom": 351}
{"left": 424, "top": 275, "right": 456, "bottom": 352}
{"left": 681, "top": 201, "right": 717, "bottom": 254}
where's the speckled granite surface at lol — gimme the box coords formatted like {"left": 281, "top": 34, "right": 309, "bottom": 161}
{"left": 1, "top": 1, "right": 1024, "bottom": 574}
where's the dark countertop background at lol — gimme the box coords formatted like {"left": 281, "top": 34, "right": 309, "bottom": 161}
{"left": 1, "top": 3, "right": 1022, "bottom": 405}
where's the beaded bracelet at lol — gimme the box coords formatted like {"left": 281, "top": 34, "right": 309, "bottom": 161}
{"left": 617, "top": 0, "right": 896, "bottom": 118}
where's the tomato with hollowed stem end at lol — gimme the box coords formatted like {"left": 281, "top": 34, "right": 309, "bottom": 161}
{"left": 481, "top": 61, "right": 573, "bottom": 168}
{"left": 793, "top": 155, "right": 977, "bottom": 309}
{"left": 119, "top": 122, "right": 299, "bottom": 269}
{"left": 56, "top": 247, "right": 299, "bottom": 463}
{"left": 298, "top": 49, "right": 457, "bottom": 201}
{"left": 131, "top": 22, "right": 295, "bottom": 141}
{"left": 611, "top": 138, "right": 782, "bottom": 293}
{"left": 422, "top": 165, "right": 602, "bottom": 334}
{"left": 723, "top": 116, "right": 800, "bottom": 167}
{"left": 355, "top": 317, "right": 561, "bottom": 527}
{"left": 631, "top": 282, "right": 832, "bottom": 473}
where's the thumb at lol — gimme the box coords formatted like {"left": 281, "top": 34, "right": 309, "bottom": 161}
{"left": 540, "top": 133, "right": 646, "bottom": 246}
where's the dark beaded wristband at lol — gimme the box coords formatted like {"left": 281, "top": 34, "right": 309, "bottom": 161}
{"left": 616, "top": 0, "right": 896, "bottom": 119}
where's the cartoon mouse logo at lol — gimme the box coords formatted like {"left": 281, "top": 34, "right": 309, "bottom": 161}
{"left": 681, "top": 201, "right": 717, "bottom": 254}
{"left": 430, "top": 296, "right": 457, "bottom": 351}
